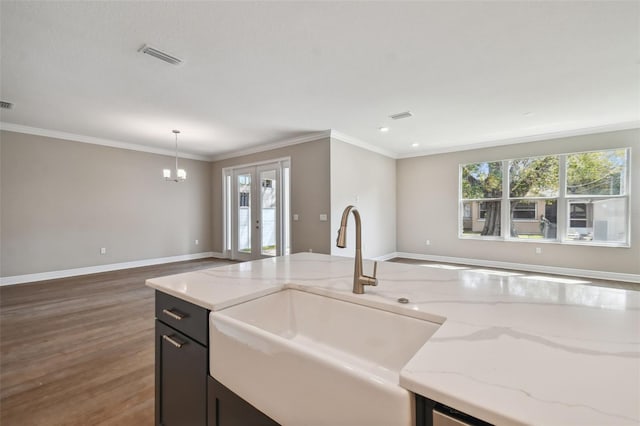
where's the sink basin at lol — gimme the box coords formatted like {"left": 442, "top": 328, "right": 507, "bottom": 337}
{"left": 210, "top": 288, "right": 441, "bottom": 426}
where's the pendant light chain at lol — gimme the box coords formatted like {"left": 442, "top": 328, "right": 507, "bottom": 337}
{"left": 174, "top": 130, "right": 179, "bottom": 174}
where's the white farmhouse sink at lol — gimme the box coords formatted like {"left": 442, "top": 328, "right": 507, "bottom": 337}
{"left": 209, "top": 288, "right": 441, "bottom": 426}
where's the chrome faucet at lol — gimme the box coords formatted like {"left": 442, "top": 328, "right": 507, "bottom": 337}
{"left": 336, "top": 205, "right": 378, "bottom": 294}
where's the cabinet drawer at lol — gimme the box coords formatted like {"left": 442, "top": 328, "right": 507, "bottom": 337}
{"left": 155, "top": 291, "right": 208, "bottom": 345}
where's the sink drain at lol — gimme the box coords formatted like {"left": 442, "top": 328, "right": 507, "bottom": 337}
{"left": 397, "top": 297, "right": 410, "bottom": 304}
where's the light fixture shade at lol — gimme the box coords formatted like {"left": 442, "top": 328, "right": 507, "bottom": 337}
{"left": 164, "top": 130, "right": 186, "bottom": 182}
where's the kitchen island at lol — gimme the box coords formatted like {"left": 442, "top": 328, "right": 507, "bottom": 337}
{"left": 146, "top": 253, "right": 640, "bottom": 425}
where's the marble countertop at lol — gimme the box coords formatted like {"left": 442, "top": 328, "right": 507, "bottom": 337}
{"left": 146, "top": 253, "right": 640, "bottom": 426}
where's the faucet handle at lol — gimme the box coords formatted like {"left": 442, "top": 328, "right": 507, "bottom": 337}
{"left": 369, "top": 261, "right": 379, "bottom": 287}
{"left": 357, "top": 261, "right": 378, "bottom": 291}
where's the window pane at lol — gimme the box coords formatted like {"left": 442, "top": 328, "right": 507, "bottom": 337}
{"left": 509, "top": 156, "right": 559, "bottom": 197}
{"left": 566, "top": 198, "right": 628, "bottom": 243}
{"left": 567, "top": 149, "right": 627, "bottom": 195}
{"left": 461, "top": 161, "right": 502, "bottom": 199}
{"left": 462, "top": 200, "right": 501, "bottom": 236}
{"left": 510, "top": 200, "right": 557, "bottom": 239}
{"left": 512, "top": 201, "right": 537, "bottom": 220}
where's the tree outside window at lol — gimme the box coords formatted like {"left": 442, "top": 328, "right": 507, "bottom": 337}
{"left": 459, "top": 148, "right": 630, "bottom": 246}
{"left": 461, "top": 161, "right": 502, "bottom": 236}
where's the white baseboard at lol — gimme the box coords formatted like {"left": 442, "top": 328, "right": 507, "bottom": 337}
{"left": 391, "top": 252, "right": 640, "bottom": 284}
{"left": 5, "top": 251, "right": 635, "bottom": 285}
{"left": 371, "top": 252, "right": 399, "bottom": 261}
{"left": 0, "top": 252, "right": 224, "bottom": 286}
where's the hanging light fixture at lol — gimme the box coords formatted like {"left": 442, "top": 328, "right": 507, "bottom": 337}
{"left": 163, "top": 130, "right": 187, "bottom": 182}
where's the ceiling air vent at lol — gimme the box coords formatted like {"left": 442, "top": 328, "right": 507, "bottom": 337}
{"left": 138, "top": 44, "right": 182, "bottom": 65}
{"left": 389, "top": 111, "right": 413, "bottom": 120}
{"left": 0, "top": 101, "right": 14, "bottom": 110}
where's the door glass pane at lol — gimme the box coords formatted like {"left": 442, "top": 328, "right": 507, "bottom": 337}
{"left": 237, "top": 173, "right": 251, "bottom": 254}
{"left": 283, "top": 166, "right": 291, "bottom": 255}
{"left": 225, "top": 174, "right": 231, "bottom": 251}
{"left": 260, "top": 170, "right": 277, "bottom": 256}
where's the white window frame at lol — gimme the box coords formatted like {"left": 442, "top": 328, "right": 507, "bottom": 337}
{"left": 459, "top": 148, "right": 631, "bottom": 247}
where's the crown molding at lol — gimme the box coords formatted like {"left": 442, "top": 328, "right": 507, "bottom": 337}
{"left": 211, "top": 129, "right": 398, "bottom": 162}
{"left": 396, "top": 121, "right": 640, "bottom": 159}
{"left": 329, "top": 130, "right": 398, "bottom": 159}
{"left": 4, "top": 120, "right": 636, "bottom": 164}
{"left": 210, "top": 130, "right": 332, "bottom": 161}
{"left": 0, "top": 122, "right": 211, "bottom": 161}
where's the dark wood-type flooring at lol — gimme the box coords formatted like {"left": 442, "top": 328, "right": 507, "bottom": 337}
{"left": 0, "top": 258, "right": 236, "bottom": 426}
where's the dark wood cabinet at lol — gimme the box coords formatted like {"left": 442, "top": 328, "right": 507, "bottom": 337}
{"left": 208, "top": 376, "right": 280, "bottom": 426}
{"left": 155, "top": 291, "right": 279, "bottom": 426}
{"left": 156, "top": 321, "right": 207, "bottom": 426}
{"left": 155, "top": 291, "right": 209, "bottom": 426}
{"left": 415, "top": 395, "right": 492, "bottom": 426}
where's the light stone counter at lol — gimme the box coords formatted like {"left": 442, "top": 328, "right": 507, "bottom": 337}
{"left": 146, "top": 253, "right": 640, "bottom": 426}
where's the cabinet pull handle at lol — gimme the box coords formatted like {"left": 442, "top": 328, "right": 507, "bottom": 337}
{"left": 162, "top": 308, "right": 184, "bottom": 320}
{"left": 162, "top": 334, "right": 183, "bottom": 348}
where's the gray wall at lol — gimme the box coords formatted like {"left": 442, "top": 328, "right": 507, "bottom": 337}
{"left": 211, "top": 138, "right": 331, "bottom": 255}
{"left": 1, "top": 131, "right": 212, "bottom": 277}
{"left": 4, "top": 127, "right": 637, "bottom": 278}
{"left": 397, "top": 129, "right": 640, "bottom": 275}
{"left": 330, "top": 138, "right": 396, "bottom": 259}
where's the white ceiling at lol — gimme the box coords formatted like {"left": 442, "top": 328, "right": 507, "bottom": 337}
{"left": 1, "top": 1, "right": 638, "bottom": 160}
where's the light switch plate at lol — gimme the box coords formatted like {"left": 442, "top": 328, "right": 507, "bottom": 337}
{"left": 293, "top": 214, "right": 299, "bottom": 221}
{"left": 319, "top": 214, "right": 328, "bottom": 221}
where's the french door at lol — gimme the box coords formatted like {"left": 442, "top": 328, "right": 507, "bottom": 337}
{"left": 225, "top": 160, "right": 290, "bottom": 261}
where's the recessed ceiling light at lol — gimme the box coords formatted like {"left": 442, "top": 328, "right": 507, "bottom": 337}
{"left": 411, "top": 142, "right": 420, "bottom": 148}
{"left": 378, "top": 127, "right": 389, "bottom": 132}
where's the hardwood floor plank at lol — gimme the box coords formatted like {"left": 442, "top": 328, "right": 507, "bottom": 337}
{"left": 0, "top": 257, "right": 237, "bottom": 426}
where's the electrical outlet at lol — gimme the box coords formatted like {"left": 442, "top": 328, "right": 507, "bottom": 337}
{"left": 100, "top": 247, "right": 107, "bottom": 255}
{"left": 319, "top": 214, "right": 328, "bottom": 221}
{"left": 293, "top": 214, "right": 299, "bottom": 221}
{"left": 535, "top": 247, "right": 542, "bottom": 254}
{"left": 195, "top": 239, "right": 199, "bottom": 245}
{"left": 426, "top": 240, "right": 431, "bottom": 246}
